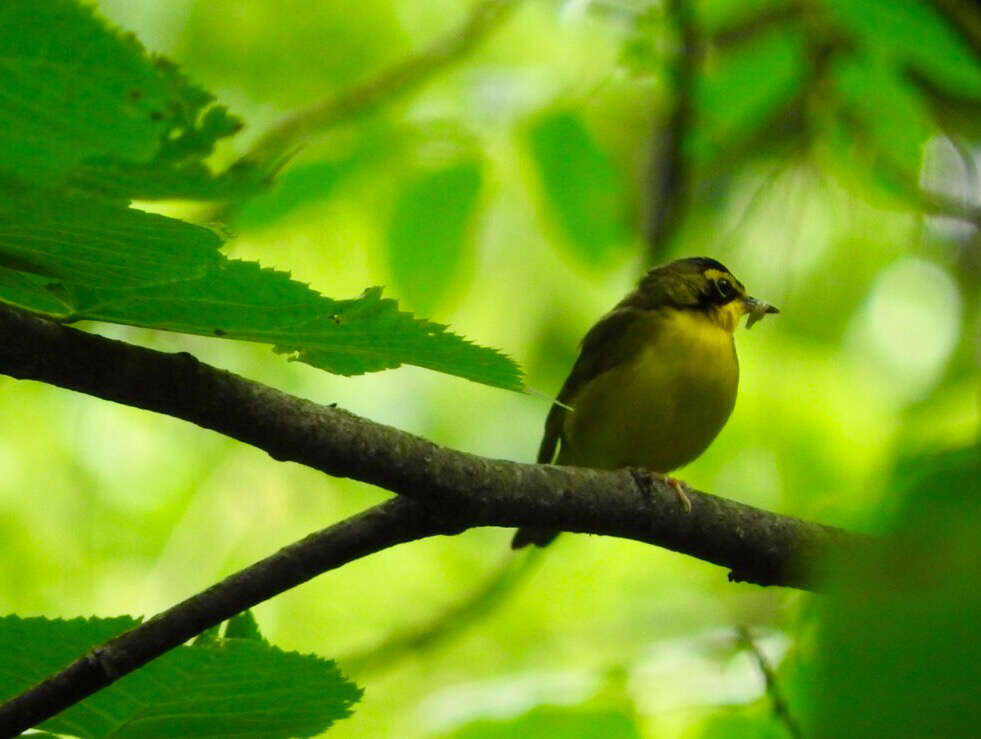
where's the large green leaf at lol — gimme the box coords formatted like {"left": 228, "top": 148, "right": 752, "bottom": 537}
{"left": 0, "top": 0, "right": 171, "bottom": 186}
{"left": 0, "top": 0, "right": 523, "bottom": 391}
{"left": 824, "top": 0, "right": 981, "bottom": 98}
{"left": 0, "top": 236, "right": 521, "bottom": 387}
{"left": 0, "top": 615, "right": 362, "bottom": 738}
{"left": 690, "top": 28, "right": 805, "bottom": 169}
{"left": 832, "top": 54, "right": 933, "bottom": 192}
{"left": 0, "top": 192, "right": 522, "bottom": 388}
{"left": 66, "top": 261, "right": 520, "bottom": 385}
{"left": 0, "top": 1, "right": 260, "bottom": 198}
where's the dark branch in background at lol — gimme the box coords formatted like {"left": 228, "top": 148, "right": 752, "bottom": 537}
{"left": 0, "top": 497, "right": 453, "bottom": 738}
{"left": 711, "top": 3, "right": 804, "bottom": 49}
{"left": 928, "top": 0, "right": 981, "bottom": 61}
{"left": 244, "top": 0, "right": 520, "bottom": 169}
{"left": 737, "top": 627, "right": 802, "bottom": 739}
{"left": 645, "top": 0, "right": 701, "bottom": 260}
{"left": 839, "top": 109, "right": 981, "bottom": 228}
{"left": 918, "top": 188, "right": 981, "bottom": 226}
{"left": 0, "top": 304, "right": 865, "bottom": 731}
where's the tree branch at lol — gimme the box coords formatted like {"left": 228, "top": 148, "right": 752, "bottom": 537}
{"left": 0, "top": 497, "right": 453, "bottom": 737}
{"left": 245, "top": 0, "right": 520, "bottom": 169}
{"left": 0, "top": 303, "right": 860, "bottom": 592}
{"left": 645, "top": 0, "right": 701, "bottom": 260}
{"left": 0, "top": 302, "right": 866, "bottom": 732}
{"left": 737, "top": 626, "right": 802, "bottom": 739}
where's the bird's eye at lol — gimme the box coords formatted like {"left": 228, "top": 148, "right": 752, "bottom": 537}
{"left": 716, "top": 278, "right": 734, "bottom": 300}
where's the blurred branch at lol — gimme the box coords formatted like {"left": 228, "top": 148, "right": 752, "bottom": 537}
{"left": 341, "top": 548, "right": 545, "bottom": 676}
{"left": 918, "top": 189, "right": 981, "bottom": 226}
{"left": 928, "top": 0, "right": 981, "bottom": 61}
{"left": 711, "top": 3, "right": 804, "bottom": 49}
{"left": 0, "top": 303, "right": 865, "bottom": 731}
{"left": 244, "top": 0, "right": 520, "bottom": 169}
{"left": 840, "top": 110, "right": 981, "bottom": 227}
{"left": 0, "top": 496, "right": 456, "bottom": 737}
{"left": 645, "top": 0, "right": 701, "bottom": 260}
{"left": 737, "top": 627, "right": 802, "bottom": 739}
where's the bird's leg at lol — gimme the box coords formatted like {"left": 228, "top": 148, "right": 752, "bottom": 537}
{"left": 664, "top": 474, "right": 692, "bottom": 512}
{"left": 629, "top": 468, "right": 691, "bottom": 513}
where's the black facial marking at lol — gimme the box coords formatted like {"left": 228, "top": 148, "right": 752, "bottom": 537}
{"left": 697, "top": 274, "right": 740, "bottom": 307}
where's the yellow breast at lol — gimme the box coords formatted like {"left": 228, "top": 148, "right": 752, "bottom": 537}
{"left": 558, "top": 308, "right": 739, "bottom": 472}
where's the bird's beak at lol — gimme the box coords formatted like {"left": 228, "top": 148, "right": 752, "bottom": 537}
{"left": 742, "top": 296, "right": 779, "bottom": 328}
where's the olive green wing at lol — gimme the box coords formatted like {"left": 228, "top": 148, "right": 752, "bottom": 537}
{"left": 537, "top": 307, "right": 649, "bottom": 464}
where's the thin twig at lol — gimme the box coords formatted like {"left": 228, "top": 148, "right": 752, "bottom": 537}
{"left": 840, "top": 108, "right": 981, "bottom": 226}
{"left": 711, "top": 3, "right": 805, "bottom": 49}
{"left": 245, "top": 0, "right": 520, "bottom": 169}
{"left": 645, "top": 0, "right": 701, "bottom": 260}
{"left": 927, "top": 0, "right": 981, "bottom": 61}
{"left": 737, "top": 626, "right": 803, "bottom": 739}
{"left": 0, "top": 497, "right": 456, "bottom": 738}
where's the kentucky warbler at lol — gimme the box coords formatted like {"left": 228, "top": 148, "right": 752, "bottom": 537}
{"left": 513, "top": 257, "right": 778, "bottom": 549}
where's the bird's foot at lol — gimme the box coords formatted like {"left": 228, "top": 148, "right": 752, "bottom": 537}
{"left": 629, "top": 468, "right": 691, "bottom": 513}
{"left": 664, "top": 474, "right": 692, "bottom": 512}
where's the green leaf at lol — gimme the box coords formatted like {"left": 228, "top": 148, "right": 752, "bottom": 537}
{"left": 690, "top": 28, "right": 805, "bottom": 168}
{"left": 0, "top": 614, "right": 362, "bottom": 739}
{"left": 0, "top": 1, "right": 265, "bottom": 201}
{"left": 192, "top": 624, "right": 222, "bottom": 647}
{"left": 0, "top": 265, "right": 74, "bottom": 317}
{"left": 224, "top": 610, "right": 266, "bottom": 642}
{"left": 0, "top": 0, "right": 523, "bottom": 391}
{"left": 64, "top": 56, "right": 270, "bottom": 203}
{"left": 387, "top": 160, "right": 483, "bottom": 312}
{"left": 0, "top": 0, "right": 171, "bottom": 186}
{"left": 832, "top": 54, "right": 933, "bottom": 192}
{"left": 526, "top": 111, "right": 631, "bottom": 264}
{"left": 24, "top": 257, "right": 523, "bottom": 389}
{"left": 824, "top": 0, "right": 981, "bottom": 98}
{"left": 0, "top": 193, "right": 222, "bottom": 289}
{"left": 0, "top": 194, "right": 522, "bottom": 388}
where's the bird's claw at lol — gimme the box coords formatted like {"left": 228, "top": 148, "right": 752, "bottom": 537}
{"left": 665, "top": 475, "right": 692, "bottom": 513}
{"left": 629, "top": 468, "right": 692, "bottom": 513}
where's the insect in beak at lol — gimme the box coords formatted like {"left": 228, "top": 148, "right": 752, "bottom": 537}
{"left": 742, "top": 296, "right": 779, "bottom": 328}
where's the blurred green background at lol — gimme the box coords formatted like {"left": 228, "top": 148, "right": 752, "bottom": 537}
{"left": 2, "top": 0, "right": 979, "bottom": 736}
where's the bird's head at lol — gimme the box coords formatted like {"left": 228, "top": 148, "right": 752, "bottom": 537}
{"left": 627, "top": 257, "right": 779, "bottom": 332}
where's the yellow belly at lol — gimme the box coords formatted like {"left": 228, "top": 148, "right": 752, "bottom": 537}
{"left": 558, "top": 310, "right": 739, "bottom": 472}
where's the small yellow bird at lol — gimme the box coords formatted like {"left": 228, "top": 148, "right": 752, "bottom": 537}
{"left": 513, "top": 257, "right": 778, "bottom": 548}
